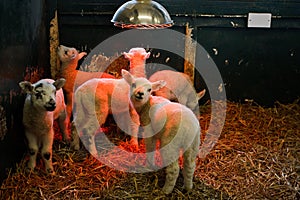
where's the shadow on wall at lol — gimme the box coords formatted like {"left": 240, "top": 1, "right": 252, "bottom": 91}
{"left": 0, "top": 0, "right": 49, "bottom": 183}
{"left": 0, "top": 92, "right": 26, "bottom": 184}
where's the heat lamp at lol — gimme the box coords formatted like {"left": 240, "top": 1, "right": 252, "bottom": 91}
{"left": 111, "top": 0, "right": 173, "bottom": 29}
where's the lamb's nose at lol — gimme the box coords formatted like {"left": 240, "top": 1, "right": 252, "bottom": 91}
{"left": 46, "top": 99, "right": 56, "bottom": 111}
{"left": 135, "top": 91, "right": 144, "bottom": 99}
{"left": 49, "top": 99, "right": 56, "bottom": 106}
{"left": 137, "top": 91, "right": 144, "bottom": 97}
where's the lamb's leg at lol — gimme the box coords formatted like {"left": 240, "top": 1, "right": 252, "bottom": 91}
{"left": 79, "top": 119, "right": 98, "bottom": 157}
{"left": 182, "top": 135, "right": 199, "bottom": 191}
{"left": 159, "top": 134, "right": 181, "bottom": 194}
{"left": 114, "top": 108, "right": 139, "bottom": 148}
{"left": 144, "top": 137, "right": 156, "bottom": 168}
{"left": 83, "top": 109, "right": 108, "bottom": 158}
{"left": 70, "top": 121, "right": 80, "bottom": 150}
{"left": 129, "top": 108, "right": 140, "bottom": 148}
{"left": 84, "top": 128, "right": 97, "bottom": 157}
{"left": 40, "top": 130, "right": 55, "bottom": 175}
{"left": 162, "top": 161, "right": 180, "bottom": 194}
{"left": 26, "top": 132, "right": 38, "bottom": 171}
{"left": 65, "top": 93, "right": 73, "bottom": 127}
{"left": 182, "top": 147, "right": 196, "bottom": 191}
{"left": 129, "top": 123, "right": 139, "bottom": 148}
{"left": 58, "top": 109, "right": 70, "bottom": 142}
{"left": 70, "top": 92, "right": 83, "bottom": 150}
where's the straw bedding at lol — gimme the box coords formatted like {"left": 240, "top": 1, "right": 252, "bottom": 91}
{"left": 1, "top": 99, "right": 299, "bottom": 199}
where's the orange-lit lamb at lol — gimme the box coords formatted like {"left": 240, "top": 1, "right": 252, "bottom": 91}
{"left": 19, "top": 78, "right": 67, "bottom": 174}
{"left": 57, "top": 45, "right": 115, "bottom": 128}
{"left": 70, "top": 48, "right": 150, "bottom": 153}
{"left": 149, "top": 70, "right": 206, "bottom": 118}
{"left": 122, "top": 69, "right": 200, "bottom": 194}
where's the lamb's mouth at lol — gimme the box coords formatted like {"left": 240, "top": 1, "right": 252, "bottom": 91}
{"left": 134, "top": 95, "right": 143, "bottom": 101}
{"left": 45, "top": 105, "right": 56, "bottom": 111}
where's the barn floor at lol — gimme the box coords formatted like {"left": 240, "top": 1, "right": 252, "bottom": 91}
{"left": 0, "top": 100, "right": 299, "bottom": 199}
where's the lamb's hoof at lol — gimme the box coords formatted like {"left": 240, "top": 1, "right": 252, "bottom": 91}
{"left": 162, "top": 186, "right": 174, "bottom": 195}
{"left": 70, "top": 142, "right": 80, "bottom": 151}
{"left": 89, "top": 151, "right": 98, "bottom": 159}
{"left": 46, "top": 168, "right": 56, "bottom": 175}
{"left": 129, "top": 139, "right": 139, "bottom": 150}
{"left": 182, "top": 187, "right": 193, "bottom": 194}
{"left": 183, "top": 184, "right": 193, "bottom": 193}
{"left": 131, "top": 144, "right": 139, "bottom": 152}
{"left": 25, "top": 167, "right": 35, "bottom": 174}
{"left": 63, "top": 137, "right": 71, "bottom": 145}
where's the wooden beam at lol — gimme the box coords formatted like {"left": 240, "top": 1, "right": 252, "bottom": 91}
{"left": 49, "top": 10, "right": 60, "bottom": 79}
{"left": 184, "top": 22, "right": 196, "bottom": 83}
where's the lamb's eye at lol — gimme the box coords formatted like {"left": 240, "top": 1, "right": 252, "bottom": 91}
{"left": 64, "top": 50, "right": 68, "bottom": 55}
{"left": 147, "top": 88, "right": 151, "bottom": 92}
{"left": 35, "top": 92, "right": 43, "bottom": 99}
{"left": 132, "top": 83, "right": 136, "bottom": 88}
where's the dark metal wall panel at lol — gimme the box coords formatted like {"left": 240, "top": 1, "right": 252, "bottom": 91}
{"left": 196, "top": 27, "right": 300, "bottom": 105}
{"left": 57, "top": 0, "right": 125, "bottom": 14}
{"left": 59, "top": 25, "right": 124, "bottom": 51}
{"left": 56, "top": 0, "right": 300, "bottom": 106}
{"left": 57, "top": 0, "right": 300, "bottom": 17}
{"left": 0, "top": 0, "right": 48, "bottom": 87}
{"left": 57, "top": 0, "right": 300, "bottom": 31}
{"left": 0, "top": 0, "right": 49, "bottom": 183}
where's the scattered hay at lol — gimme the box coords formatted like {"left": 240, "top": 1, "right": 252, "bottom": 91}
{"left": 0, "top": 105, "right": 7, "bottom": 141}
{"left": 1, "top": 100, "right": 299, "bottom": 199}
{"left": 197, "top": 100, "right": 300, "bottom": 199}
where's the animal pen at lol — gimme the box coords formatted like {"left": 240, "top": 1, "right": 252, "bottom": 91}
{"left": 0, "top": 0, "right": 299, "bottom": 199}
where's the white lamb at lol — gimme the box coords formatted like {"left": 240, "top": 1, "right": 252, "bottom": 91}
{"left": 70, "top": 47, "right": 150, "bottom": 153}
{"left": 149, "top": 70, "right": 206, "bottom": 118}
{"left": 19, "top": 78, "right": 67, "bottom": 174}
{"left": 57, "top": 45, "right": 115, "bottom": 129}
{"left": 122, "top": 69, "right": 201, "bottom": 194}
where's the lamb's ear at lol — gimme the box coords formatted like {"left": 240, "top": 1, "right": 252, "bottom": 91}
{"left": 143, "top": 52, "right": 151, "bottom": 59}
{"left": 121, "top": 69, "right": 134, "bottom": 85}
{"left": 19, "top": 81, "right": 34, "bottom": 93}
{"left": 151, "top": 80, "right": 166, "bottom": 92}
{"left": 53, "top": 78, "right": 66, "bottom": 90}
{"left": 78, "top": 52, "right": 87, "bottom": 60}
{"left": 123, "top": 52, "right": 133, "bottom": 60}
{"left": 197, "top": 89, "right": 206, "bottom": 100}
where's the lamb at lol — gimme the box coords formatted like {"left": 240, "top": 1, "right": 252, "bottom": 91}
{"left": 19, "top": 78, "right": 67, "bottom": 174}
{"left": 122, "top": 69, "right": 201, "bottom": 194}
{"left": 70, "top": 47, "right": 150, "bottom": 153}
{"left": 57, "top": 45, "right": 115, "bottom": 128}
{"left": 149, "top": 70, "right": 206, "bottom": 118}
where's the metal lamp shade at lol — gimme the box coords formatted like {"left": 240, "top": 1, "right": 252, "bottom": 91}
{"left": 111, "top": 0, "right": 173, "bottom": 29}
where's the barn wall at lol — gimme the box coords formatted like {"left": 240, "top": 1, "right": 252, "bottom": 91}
{"left": 57, "top": 0, "right": 300, "bottom": 105}
{"left": 0, "top": 0, "right": 49, "bottom": 183}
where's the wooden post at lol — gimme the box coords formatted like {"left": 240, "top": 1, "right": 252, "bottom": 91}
{"left": 49, "top": 10, "right": 60, "bottom": 79}
{"left": 184, "top": 22, "right": 196, "bottom": 83}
